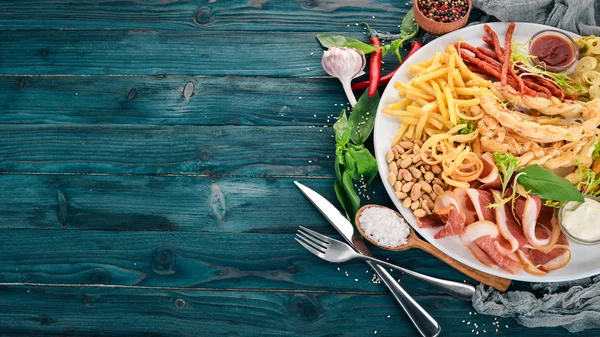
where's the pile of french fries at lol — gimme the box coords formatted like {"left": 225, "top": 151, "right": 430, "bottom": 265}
{"left": 383, "top": 45, "right": 492, "bottom": 144}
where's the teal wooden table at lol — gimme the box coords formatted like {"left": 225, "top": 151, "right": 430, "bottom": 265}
{"left": 0, "top": 1, "right": 596, "bottom": 336}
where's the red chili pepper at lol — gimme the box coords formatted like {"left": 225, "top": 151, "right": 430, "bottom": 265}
{"left": 362, "top": 22, "right": 381, "bottom": 98}
{"left": 352, "top": 41, "right": 423, "bottom": 91}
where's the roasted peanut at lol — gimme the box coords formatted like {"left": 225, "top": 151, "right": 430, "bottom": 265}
{"left": 433, "top": 184, "right": 444, "bottom": 196}
{"left": 429, "top": 191, "right": 438, "bottom": 201}
{"left": 394, "top": 144, "right": 405, "bottom": 154}
{"left": 394, "top": 181, "right": 403, "bottom": 192}
{"left": 400, "top": 168, "right": 413, "bottom": 182}
{"left": 412, "top": 154, "right": 422, "bottom": 164}
{"left": 403, "top": 197, "right": 412, "bottom": 208}
{"left": 431, "top": 165, "right": 442, "bottom": 174}
{"left": 393, "top": 148, "right": 400, "bottom": 160}
{"left": 413, "top": 209, "right": 426, "bottom": 218}
{"left": 410, "top": 182, "right": 422, "bottom": 201}
{"left": 389, "top": 161, "right": 398, "bottom": 176}
{"left": 385, "top": 150, "right": 394, "bottom": 164}
{"left": 395, "top": 191, "right": 407, "bottom": 199}
{"left": 419, "top": 180, "right": 433, "bottom": 194}
{"left": 424, "top": 171, "right": 435, "bottom": 182}
{"left": 433, "top": 177, "right": 444, "bottom": 186}
{"left": 409, "top": 167, "right": 422, "bottom": 179}
{"left": 401, "top": 181, "right": 415, "bottom": 193}
{"left": 411, "top": 200, "right": 420, "bottom": 210}
{"left": 423, "top": 202, "right": 431, "bottom": 215}
{"left": 400, "top": 141, "right": 413, "bottom": 150}
{"left": 387, "top": 172, "right": 397, "bottom": 185}
{"left": 414, "top": 139, "right": 423, "bottom": 147}
{"left": 400, "top": 157, "right": 412, "bottom": 169}
{"left": 413, "top": 144, "right": 421, "bottom": 154}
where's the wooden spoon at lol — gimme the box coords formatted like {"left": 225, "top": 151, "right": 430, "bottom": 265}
{"left": 355, "top": 204, "right": 511, "bottom": 292}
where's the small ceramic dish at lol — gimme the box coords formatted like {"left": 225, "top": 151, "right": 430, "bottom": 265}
{"left": 557, "top": 194, "right": 600, "bottom": 245}
{"left": 528, "top": 29, "right": 579, "bottom": 73}
{"left": 413, "top": 0, "right": 472, "bottom": 36}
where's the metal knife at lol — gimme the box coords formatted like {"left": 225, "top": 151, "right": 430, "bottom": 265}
{"left": 295, "top": 181, "right": 441, "bottom": 337}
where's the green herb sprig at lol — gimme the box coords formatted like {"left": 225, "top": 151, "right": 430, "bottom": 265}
{"left": 333, "top": 91, "right": 380, "bottom": 220}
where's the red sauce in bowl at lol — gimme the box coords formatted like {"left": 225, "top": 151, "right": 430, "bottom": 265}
{"left": 530, "top": 34, "right": 575, "bottom": 69}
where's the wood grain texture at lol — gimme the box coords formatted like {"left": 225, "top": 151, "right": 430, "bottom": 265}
{"left": 0, "top": 75, "right": 350, "bottom": 125}
{"left": 0, "top": 124, "right": 339, "bottom": 176}
{"left": 0, "top": 286, "right": 540, "bottom": 337}
{"left": 0, "top": 0, "right": 411, "bottom": 32}
{"left": 0, "top": 30, "right": 402, "bottom": 76}
{"left": 0, "top": 285, "right": 586, "bottom": 337}
{"left": 0, "top": 174, "right": 389, "bottom": 232}
{"left": 0, "top": 229, "right": 485, "bottom": 294}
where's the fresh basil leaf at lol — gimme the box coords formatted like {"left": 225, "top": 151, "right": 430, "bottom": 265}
{"left": 517, "top": 165, "right": 584, "bottom": 202}
{"left": 348, "top": 144, "right": 379, "bottom": 183}
{"left": 344, "top": 150, "right": 360, "bottom": 180}
{"left": 316, "top": 34, "right": 379, "bottom": 54}
{"left": 342, "top": 171, "right": 361, "bottom": 219}
{"left": 334, "top": 146, "right": 343, "bottom": 182}
{"left": 334, "top": 179, "right": 355, "bottom": 220}
{"left": 400, "top": 9, "right": 419, "bottom": 41}
{"left": 349, "top": 90, "right": 381, "bottom": 145}
{"left": 333, "top": 110, "right": 351, "bottom": 146}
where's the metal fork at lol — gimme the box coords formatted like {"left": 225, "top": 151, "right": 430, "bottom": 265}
{"left": 296, "top": 226, "right": 475, "bottom": 301}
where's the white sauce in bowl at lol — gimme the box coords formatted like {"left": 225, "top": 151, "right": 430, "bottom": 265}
{"left": 561, "top": 198, "right": 600, "bottom": 241}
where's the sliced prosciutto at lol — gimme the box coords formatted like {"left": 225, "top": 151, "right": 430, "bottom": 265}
{"left": 460, "top": 220, "right": 523, "bottom": 274}
{"left": 464, "top": 188, "right": 496, "bottom": 222}
{"left": 478, "top": 152, "right": 501, "bottom": 189}
{"left": 433, "top": 191, "right": 466, "bottom": 239}
{"left": 517, "top": 232, "right": 571, "bottom": 275}
{"left": 516, "top": 195, "right": 560, "bottom": 251}
{"left": 416, "top": 214, "right": 444, "bottom": 228}
{"left": 454, "top": 188, "right": 478, "bottom": 225}
{"left": 493, "top": 190, "right": 528, "bottom": 255}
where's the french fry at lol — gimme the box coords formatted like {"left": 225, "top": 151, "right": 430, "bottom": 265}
{"left": 409, "top": 64, "right": 426, "bottom": 74}
{"left": 400, "top": 116, "right": 420, "bottom": 125}
{"left": 391, "top": 123, "right": 409, "bottom": 146}
{"left": 415, "top": 111, "right": 430, "bottom": 140}
{"left": 383, "top": 109, "right": 421, "bottom": 118}
{"left": 456, "top": 98, "right": 480, "bottom": 107}
{"left": 416, "top": 82, "right": 436, "bottom": 96}
{"left": 387, "top": 99, "right": 413, "bottom": 110}
{"left": 443, "top": 85, "right": 457, "bottom": 124}
{"left": 431, "top": 80, "right": 449, "bottom": 120}
{"left": 410, "top": 67, "right": 449, "bottom": 86}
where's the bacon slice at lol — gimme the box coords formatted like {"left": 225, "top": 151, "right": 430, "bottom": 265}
{"left": 453, "top": 188, "right": 478, "bottom": 225}
{"left": 517, "top": 233, "right": 571, "bottom": 274}
{"left": 416, "top": 214, "right": 444, "bottom": 228}
{"left": 478, "top": 152, "right": 501, "bottom": 189}
{"left": 433, "top": 191, "right": 467, "bottom": 239}
{"left": 460, "top": 220, "right": 500, "bottom": 267}
{"left": 493, "top": 191, "right": 528, "bottom": 255}
{"left": 516, "top": 196, "right": 561, "bottom": 251}
{"left": 459, "top": 220, "right": 523, "bottom": 273}
{"left": 465, "top": 188, "right": 496, "bottom": 222}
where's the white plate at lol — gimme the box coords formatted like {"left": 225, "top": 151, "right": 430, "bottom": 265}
{"left": 373, "top": 22, "right": 596, "bottom": 282}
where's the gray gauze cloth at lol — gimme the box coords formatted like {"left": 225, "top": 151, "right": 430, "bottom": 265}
{"left": 473, "top": 276, "right": 600, "bottom": 332}
{"left": 473, "top": 0, "right": 600, "bottom": 35}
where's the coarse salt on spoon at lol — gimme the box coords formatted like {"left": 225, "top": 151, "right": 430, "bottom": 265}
{"left": 355, "top": 204, "right": 511, "bottom": 292}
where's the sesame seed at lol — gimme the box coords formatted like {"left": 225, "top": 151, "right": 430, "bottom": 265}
{"left": 310, "top": 52, "right": 314, "bottom": 55}
{"left": 374, "top": 331, "right": 377, "bottom": 334}
{"left": 298, "top": 97, "right": 302, "bottom": 99}
{"left": 337, "top": 267, "right": 340, "bottom": 271}
{"left": 372, "top": 16, "right": 376, "bottom": 18}
{"left": 505, "top": 325, "right": 509, "bottom": 328}
{"left": 387, "top": 315, "right": 390, "bottom": 318}
{"left": 306, "top": 68, "right": 310, "bottom": 71}
{"left": 354, "top": 278, "right": 358, "bottom": 282}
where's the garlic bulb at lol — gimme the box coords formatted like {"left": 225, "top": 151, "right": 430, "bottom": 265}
{"left": 322, "top": 47, "right": 366, "bottom": 107}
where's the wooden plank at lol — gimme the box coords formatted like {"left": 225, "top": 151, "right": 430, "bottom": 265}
{"left": 0, "top": 285, "right": 569, "bottom": 337}
{"left": 0, "top": 229, "right": 481, "bottom": 294}
{"left": 0, "top": 0, "right": 411, "bottom": 32}
{"left": 0, "top": 30, "right": 404, "bottom": 76}
{"left": 0, "top": 124, "right": 340, "bottom": 176}
{"left": 0, "top": 75, "right": 350, "bottom": 125}
{"left": 0, "top": 174, "right": 387, "bottom": 232}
